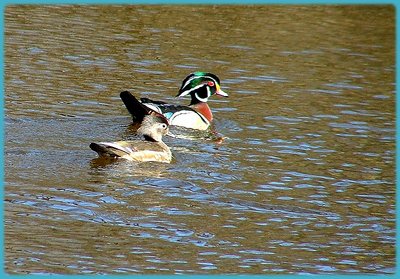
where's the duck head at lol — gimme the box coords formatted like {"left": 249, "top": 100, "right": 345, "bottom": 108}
{"left": 137, "top": 111, "right": 169, "bottom": 142}
{"left": 176, "top": 72, "right": 228, "bottom": 105}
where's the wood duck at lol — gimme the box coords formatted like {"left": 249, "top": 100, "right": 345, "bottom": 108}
{"left": 90, "top": 111, "right": 172, "bottom": 163}
{"left": 120, "top": 72, "right": 228, "bottom": 130}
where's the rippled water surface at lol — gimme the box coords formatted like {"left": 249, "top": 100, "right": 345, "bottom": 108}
{"left": 4, "top": 5, "right": 395, "bottom": 274}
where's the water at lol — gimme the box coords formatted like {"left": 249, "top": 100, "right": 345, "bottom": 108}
{"left": 4, "top": 5, "right": 395, "bottom": 274}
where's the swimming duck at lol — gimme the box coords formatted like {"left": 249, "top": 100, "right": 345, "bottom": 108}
{"left": 90, "top": 111, "right": 172, "bottom": 163}
{"left": 120, "top": 72, "right": 228, "bottom": 130}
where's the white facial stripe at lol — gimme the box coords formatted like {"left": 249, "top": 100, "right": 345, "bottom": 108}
{"left": 182, "top": 75, "right": 202, "bottom": 88}
{"left": 182, "top": 75, "right": 219, "bottom": 89}
{"left": 179, "top": 83, "right": 206, "bottom": 97}
{"left": 180, "top": 75, "right": 222, "bottom": 101}
{"left": 206, "top": 86, "right": 212, "bottom": 97}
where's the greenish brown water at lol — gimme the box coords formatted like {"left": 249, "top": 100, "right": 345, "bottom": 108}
{"left": 4, "top": 5, "right": 395, "bottom": 274}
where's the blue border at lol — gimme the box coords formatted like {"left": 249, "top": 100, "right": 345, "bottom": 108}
{"left": 1, "top": 1, "right": 397, "bottom": 278}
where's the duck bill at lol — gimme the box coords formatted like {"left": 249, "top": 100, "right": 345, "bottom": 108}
{"left": 216, "top": 89, "right": 228, "bottom": 97}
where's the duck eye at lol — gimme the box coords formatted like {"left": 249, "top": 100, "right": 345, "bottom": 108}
{"left": 207, "top": 81, "right": 215, "bottom": 87}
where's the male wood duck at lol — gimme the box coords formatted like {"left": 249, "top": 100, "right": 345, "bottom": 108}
{"left": 90, "top": 111, "right": 172, "bottom": 163}
{"left": 120, "top": 72, "right": 228, "bottom": 130}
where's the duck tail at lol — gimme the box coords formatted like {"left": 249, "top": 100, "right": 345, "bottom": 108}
{"left": 120, "top": 91, "right": 170, "bottom": 125}
{"left": 90, "top": 142, "right": 132, "bottom": 158}
{"left": 120, "top": 90, "right": 151, "bottom": 122}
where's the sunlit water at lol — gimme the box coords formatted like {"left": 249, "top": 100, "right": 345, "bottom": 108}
{"left": 4, "top": 5, "right": 395, "bottom": 274}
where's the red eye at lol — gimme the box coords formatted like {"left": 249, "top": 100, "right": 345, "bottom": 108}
{"left": 207, "top": 81, "right": 215, "bottom": 87}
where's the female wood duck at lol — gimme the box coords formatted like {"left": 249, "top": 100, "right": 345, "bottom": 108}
{"left": 90, "top": 111, "right": 172, "bottom": 163}
{"left": 120, "top": 72, "right": 228, "bottom": 130}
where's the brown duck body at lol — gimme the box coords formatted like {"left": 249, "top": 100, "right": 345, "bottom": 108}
{"left": 90, "top": 112, "right": 172, "bottom": 163}
{"left": 90, "top": 140, "right": 171, "bottom": 163}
